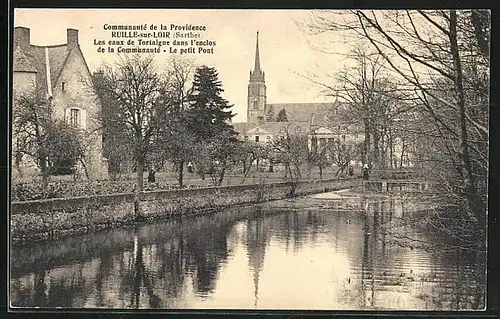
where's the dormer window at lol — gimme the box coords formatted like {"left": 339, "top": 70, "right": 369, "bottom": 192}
{"left": 62, "top": 82, "right": 66, "bottom": 92}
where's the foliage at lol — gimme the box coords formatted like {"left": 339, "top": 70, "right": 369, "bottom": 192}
{"left": 92, "top": 71, "right": 132, "bottom": 179}
{"left": 45, "top": 120, "right": 87, "bottom": 176}
{"left": 186, "top": 66, "right": 235, "bottom": 140}
{"left": 265, "top": 105, "right": 275, "bottom": 121}
{"left": 184, "top": 65, "right": 239, "bottom": 186}
{"left": 276, "top": 108, "right": 288, "bottom": 122}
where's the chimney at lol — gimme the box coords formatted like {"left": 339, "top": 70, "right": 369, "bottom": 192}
{"left": 14, "top": 26, "right": 30, "bottom": 51}
{"left": 67, "top": 28, "right": 79, "bottom": 50}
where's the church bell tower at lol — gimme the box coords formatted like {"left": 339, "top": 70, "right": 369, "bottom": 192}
{"left": 247, "top": 31, "right": 267, "bottom": 123}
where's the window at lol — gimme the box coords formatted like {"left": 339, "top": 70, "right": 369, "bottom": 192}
{"left": 253, "top": 100, "right": 258, "bottom": 109}
{"left": 61, "top": 82, "right": 66, "bottom": 92}
{"left": 255, "top": 136, "right": 260, "bottom": 143}
{"left": 70, "top": 108, "right": 80, "bottom": 128}
{"left": 244, "top": 135, "right": 249, "bottom": 141}
{"left": 319, "top": 138, "right": 327, "bottom": 148}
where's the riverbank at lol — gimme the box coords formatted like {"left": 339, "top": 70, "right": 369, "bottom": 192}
{"left": 10, "top": 178, "right": 360, "bottom": 244}
{"left": 11, "top": 169, "right": 346, "bottom": 201}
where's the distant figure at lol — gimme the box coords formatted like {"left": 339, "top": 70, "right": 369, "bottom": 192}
{"left": 348, "top": 166, "right": 354, "bottom": 176}
{"left": 362, "top": 164, "right": 370, "bottom": 180}
{"left": 148, "top": 166, "right": 156, "bottom": 183}
{"left": 187, "top": 161, "right": 194, "bottom": 174}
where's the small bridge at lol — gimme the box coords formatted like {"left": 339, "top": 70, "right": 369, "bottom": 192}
{"left": 362, "top": 179, "right": 432, "bottom": 193}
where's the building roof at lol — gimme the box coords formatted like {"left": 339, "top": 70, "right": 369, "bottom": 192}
{"left": 13, "top": 43, "right": 73, "bottom": 98}
{"left": 233, "top": 121, "right": 313, "bottom": 136}
{"left": 234, "top": 99, "right": 365, "bottom": 136}
{"left": 265, "top": 102, "right": 338, "bottom": 124}
{"left": 13, "top": 46, "right": 37, "bottom": 73}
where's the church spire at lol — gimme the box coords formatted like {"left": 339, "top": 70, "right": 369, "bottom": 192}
{"left": 254, "top": 31, "right": 261, "bottom": 73}
{"left": 250, "top": 31, "right": 264, "bottom": 82}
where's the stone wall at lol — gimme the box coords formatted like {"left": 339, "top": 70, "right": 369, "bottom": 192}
{"left": 11, "top": 178, "right": 360, "bottom": 244}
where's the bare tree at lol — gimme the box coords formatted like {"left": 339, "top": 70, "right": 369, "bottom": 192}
{"left": 328, "top": 138, "right": 359, "bottom": 177}
{"left": 155, "top": 56, "right": 196, "bottom": 188}
{"left": 95, "top": 54, "right": 172, "bottom": 192}
{"left": 270, "top": 125, "right": 309, "bottom": 195}
{"left": 305, "top": 9, "right": 489, "bottom": 245}
{"left": 13, "top": 92, "right": 88, "bottom": 189}
{"left": 307, "top": 134, "right": 331, "bottom": 179}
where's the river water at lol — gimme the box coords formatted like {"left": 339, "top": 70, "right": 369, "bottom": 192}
{"left": 9, "top": 189, "right": 486, "bottom": 310}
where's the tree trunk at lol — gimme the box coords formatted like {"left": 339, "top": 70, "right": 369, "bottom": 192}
{"left": 136, "top": 159, "right": 144, "bottom": 192}
{"left": 14, "top": 146, "right": 24, "bottom": 178}
{"left": 389, "top": 129, "right": 394, "bottom": 169}
{"left": 178, "top": 160, "right": 184, "bottom": 188}
{"left": 79, "top": 158, "right": 90, "bottom": 180}
{"left": 373, "top": 127, "right": 380, "bottom": 169}
{"left": 449, "top": 10, "right": 485, "bottom": 229}
{"left": 335, "top": 167, "right": 341, "bottom": 177}
{"left": 218, "top": 161, "right": 227, "bottom": 186}
{"left": 285, "top": 164, "right": 292, "bottom": 180}
{"left": 400, "top": 139, "right": 406, "bottom": 168}
{"left": 39, "top": 156, "right": 49, "bottom": 191}
{"left": 294, "top": 163, "right": 302, "bottom": 180}
{"left": 363, "top": 120, "right": 371, "bottom": 165}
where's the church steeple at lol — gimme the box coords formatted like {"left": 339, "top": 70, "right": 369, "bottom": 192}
{"left": 247, "top": 31, "right": 266, "bottom": 123}
{"left": 250, "top": 31, "right": 265, "bottom": 82}
{"left": 254, "top": 31, "right": 261, "bottom": 73}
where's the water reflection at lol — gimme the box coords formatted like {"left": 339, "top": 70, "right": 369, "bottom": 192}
{"left": 10, "top": 192, "right": 486, "bottom": 310}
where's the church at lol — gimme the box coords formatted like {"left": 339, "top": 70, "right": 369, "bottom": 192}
{"left": 232, "top": 32, "right": 364, "bottom": 149}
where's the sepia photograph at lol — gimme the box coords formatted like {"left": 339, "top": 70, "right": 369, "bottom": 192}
{"left": 9, "top": 8, "right": 490, "bottom": 311}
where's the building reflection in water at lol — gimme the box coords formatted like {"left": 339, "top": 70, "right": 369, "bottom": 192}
{"left": 10, "top": 193, "right": 486, "bottom": 310}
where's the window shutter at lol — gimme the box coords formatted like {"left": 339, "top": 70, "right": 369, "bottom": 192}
{"left": 81, "top": 109, "right": 87, "bottom": 129}
{"left": 64, "top": 108, "right": 70, "bottom": 124}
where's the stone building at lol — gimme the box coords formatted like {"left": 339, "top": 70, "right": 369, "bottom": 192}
{"left": 12, "top": 27, "right": 108, "bottom": 180}
{"left": 232, "top": 32, "right": 364, "bottom": 151}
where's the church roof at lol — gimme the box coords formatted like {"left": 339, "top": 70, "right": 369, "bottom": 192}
{"left": 265, "top": 102, "right": 338, "bottom": 124}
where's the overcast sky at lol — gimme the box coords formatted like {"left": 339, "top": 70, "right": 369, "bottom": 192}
{"left": 14, "top": 9, "right": 349, "bottom": 122}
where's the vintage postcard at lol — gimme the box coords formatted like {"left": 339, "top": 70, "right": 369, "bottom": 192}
{"left": 9, "top": 8, "right": 490, "bottom": 311}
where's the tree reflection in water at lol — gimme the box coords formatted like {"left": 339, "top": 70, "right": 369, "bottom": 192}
{"left": 10, "top": 193, "right": 486, "bottom": 310}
